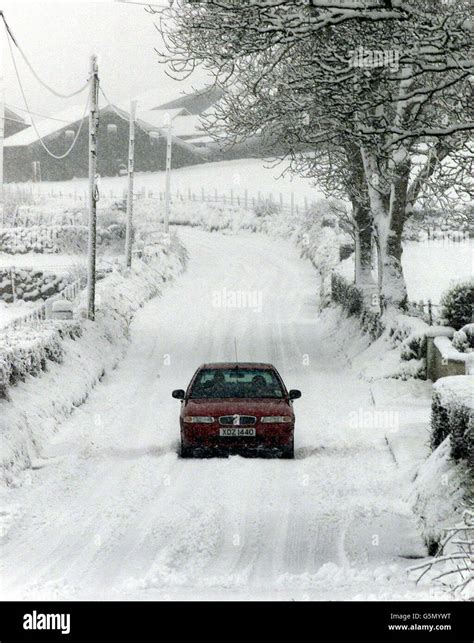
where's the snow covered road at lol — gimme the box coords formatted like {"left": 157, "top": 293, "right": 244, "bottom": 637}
{"left": 1, "top": 229, "right": 432, "bottom": 600}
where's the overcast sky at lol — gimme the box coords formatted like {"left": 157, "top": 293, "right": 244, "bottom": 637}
{"left": 1, "top": 0, "right": 209, "bottom": 122}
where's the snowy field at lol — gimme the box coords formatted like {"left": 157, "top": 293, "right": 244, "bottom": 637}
{"left": 402, "top": 240, "right": 473, "bottom": 304}
{"left": 0, "top": 228, "right": 440, "bottom": 601}
{"left": 336, "top": 238, "right": 473, "bottom": 307}
{"left": 8, "top": 158, "right": 322, "bottom": 205}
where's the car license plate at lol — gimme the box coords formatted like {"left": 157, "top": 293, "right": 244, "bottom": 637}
{"left": 219, "top": 427, "right": 256, "bottom": 437}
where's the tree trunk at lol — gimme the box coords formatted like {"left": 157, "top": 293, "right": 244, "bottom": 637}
{"left": 353, "top": 202, "right": 373, "bottom": 285}
{"left": 344, "top": 144, "right": 373, "bottom": 286}
{"left": 361, "top": 147, "right": 409, "bottom": 310}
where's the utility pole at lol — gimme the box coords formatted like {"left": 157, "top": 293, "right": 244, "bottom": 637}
{"left": 164, "top": 113, "right": 172, "bottom": 234}
{"left": 125, "top": 99, "right": 137, "bottom": 267}
{"left": 87, "top": 54, "right": 99, "bottom": 321}
{"left": 0, "top": 46, "right": 5, "bottom": 226}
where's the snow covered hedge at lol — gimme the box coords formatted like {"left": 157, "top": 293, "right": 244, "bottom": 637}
{"left": 439, "top": 280, "right": 474, "bottom": 330}
{"left": 0, "top": 232, "right": 187, "bottom": 484}
{"left": 0, "top": 322, "right": 82, "bottom": 398}
{"left": 409, "top": 376, "right": 473, "bottom": 585}
{"left": 409, "top": 437, "right": 472, "bottom": 558}
{"left": 431, "top": 375, "right": 473, "bottom": 462}
{"left": 330, "top": 273, "right": 383, "bottom": 340}
{"left": 452, "top": 323, "right": 474, "bottom": 353}
{"left": 0, "top": 224, "right": 126, "bottom": 255}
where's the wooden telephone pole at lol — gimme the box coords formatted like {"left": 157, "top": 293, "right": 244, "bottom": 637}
{"left": 0, "top": 46, "right": 5, "bottom": 226}
{"left": 125, "top": 99, "right": 137, "bottom": 267}
{"left": 164, "top": 113, "right": 172, "bottom": 234}
{"left": 87, "top": 54, "right": 99, "bottom": 321}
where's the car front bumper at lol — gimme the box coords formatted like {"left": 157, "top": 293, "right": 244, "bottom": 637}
{"left": 181, "top": 425, "right": 294, "bottom": 457}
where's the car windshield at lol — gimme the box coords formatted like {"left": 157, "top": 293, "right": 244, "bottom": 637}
{"left": 189, "top": 368, "right": 285, "bottom": 399}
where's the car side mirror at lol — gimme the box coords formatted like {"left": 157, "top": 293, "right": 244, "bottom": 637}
{"left": 289, "top": 389, "right": 301, "bottom": 400}
{"left": 172, "top": 389, "right": 185, "bottom": 400}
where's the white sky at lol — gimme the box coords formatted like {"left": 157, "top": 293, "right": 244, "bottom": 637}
{"left": 1, "top": 0, "right": 209, "bottom": 121}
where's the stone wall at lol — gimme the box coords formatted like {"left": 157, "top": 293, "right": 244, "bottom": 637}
{"left": 426, "top": 326, "right": 473, "bottom": 381}
{"left": 0, "top": 268, "right": 72, "bottom": 303}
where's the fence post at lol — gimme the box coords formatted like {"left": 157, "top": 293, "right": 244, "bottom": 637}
{"left": 244, "top": 189, "right": 248, "bottom": 209}
{"left": 428, "top": 300, "right": 433, "bottom": 325}
{"left": 290, "top": 192, "right": 295, "bottom": 217}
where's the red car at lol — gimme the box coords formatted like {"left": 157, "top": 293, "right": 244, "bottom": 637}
{"left": 172, "top": 363, "right": 301, "bottom": 459}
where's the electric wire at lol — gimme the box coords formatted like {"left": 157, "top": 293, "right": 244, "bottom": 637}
{"left": 99, "top": 85, "right": 153, "bottom": 135}
{"left": 1, "top": 11, "right": 89, "bottom": 99}
{"left": 1, "top": 114, "right": 29, "bottom": 125}
{"left": 6, "top": 103, "right": 73, "bottom": 124}
{"left": 7, "top": 32, "right": 91, "bottom": 160}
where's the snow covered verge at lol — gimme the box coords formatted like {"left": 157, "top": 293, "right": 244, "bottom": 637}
{"left": 328, "top": 275, "right": 429, "bottom": 381}
{"left": 0, "top": 233, "right": 188, "bottom": 486}
{"left": 407, "top": 376, "right": 473, "bottom": 598}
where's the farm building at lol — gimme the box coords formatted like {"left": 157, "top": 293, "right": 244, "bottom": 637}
{"left": 4, "top": 102, "right": 207, "bottom": 183}
{"left": 4, "top": 106, "right": 29, "bottom": 139}
{"left": 4, "top": 86, "right": 244, "bottom": 183}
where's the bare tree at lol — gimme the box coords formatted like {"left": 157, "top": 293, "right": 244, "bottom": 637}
{"left": 154, "top": 0, "right": 473, "bottom": 309}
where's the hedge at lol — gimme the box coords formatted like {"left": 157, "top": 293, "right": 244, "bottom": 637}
{"left": 0, "top": 321, "right": 83, "bottom": 399}
{"left": 330, "top": 272, "right": 384, "bottom": 340}
{"left": 439, "top": 280, "right": 474, "bottom": 330}
{"left": 431, "top": 376, "right": 473, "bottom": 462}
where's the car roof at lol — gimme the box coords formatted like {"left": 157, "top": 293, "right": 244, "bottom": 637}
{"left": 199, "top": 362, "right": 276, "bottom": 370}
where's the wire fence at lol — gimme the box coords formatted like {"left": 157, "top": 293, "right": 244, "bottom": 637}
{"left": 4, "top": 183, "right": 311, "bottom": 218}
{"left": 406, "top": 299, "right": 441, "bottom": 325}
{"left": 1, "top": 277, "right": 86, "bottom": 333}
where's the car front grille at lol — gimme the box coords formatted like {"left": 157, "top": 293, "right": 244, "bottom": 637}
{"left": 219, "top": 415, "right": 257, "bottom": 427}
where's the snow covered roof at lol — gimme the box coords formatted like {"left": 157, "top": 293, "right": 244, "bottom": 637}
{"left": 169, "top": 114, "right": 206, "bottom": 139}
{"left": 4, "top": 105, "right": 92, "bottom": 149}
{"left": 118, "top": 86, "right": 197, "bottom": 114}
{"left": 4, "top": 106, "right": 30, "bottom": 126}
{"left": 136, "top": 108, "right": 189, "bottom": 130}
{"left": 4, "top": 104, "right": 128, "bottom": 149}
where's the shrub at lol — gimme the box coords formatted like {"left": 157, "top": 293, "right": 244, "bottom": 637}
{"left": 331, "top": 273, "right": 384, "bottom": 339}
{"left": 253, "top": 201, "right": 281, "bottom": 219}
{"left": 339, "top": 242, "right": 354, "bottom": 261}
{"left": 400, "top": 333, "right": 427, "bottom": 361}
{"left": 439, "top": 280, "right": 474, "bottom": 330}
{"left": 331, "top": 273, "right": 362, "bottom": 316}
{"left": 452, "top": 323, "right": 474, "bottom": 353}
{"left": 431, "top": 377, "right": 473, "bottom": 462}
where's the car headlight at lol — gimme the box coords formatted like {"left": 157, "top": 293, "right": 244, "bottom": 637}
{"left": 260, "top": 416, "right": 292, "bottom": 423}
{"left": 183, "top": 416, "right": 215, "bottom": 423}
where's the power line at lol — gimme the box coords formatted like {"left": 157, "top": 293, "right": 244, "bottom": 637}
{"left": 5, "top": 103, "right": 73, "bottom": 124}
{"left": 1, "top": 114, "right": 29, "bottom": 125}
{"left": 1, "top": 11, "right": 89, "bottom": 99}
{"left": 7, "top": 32, "right": 91, "bottom": 160}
